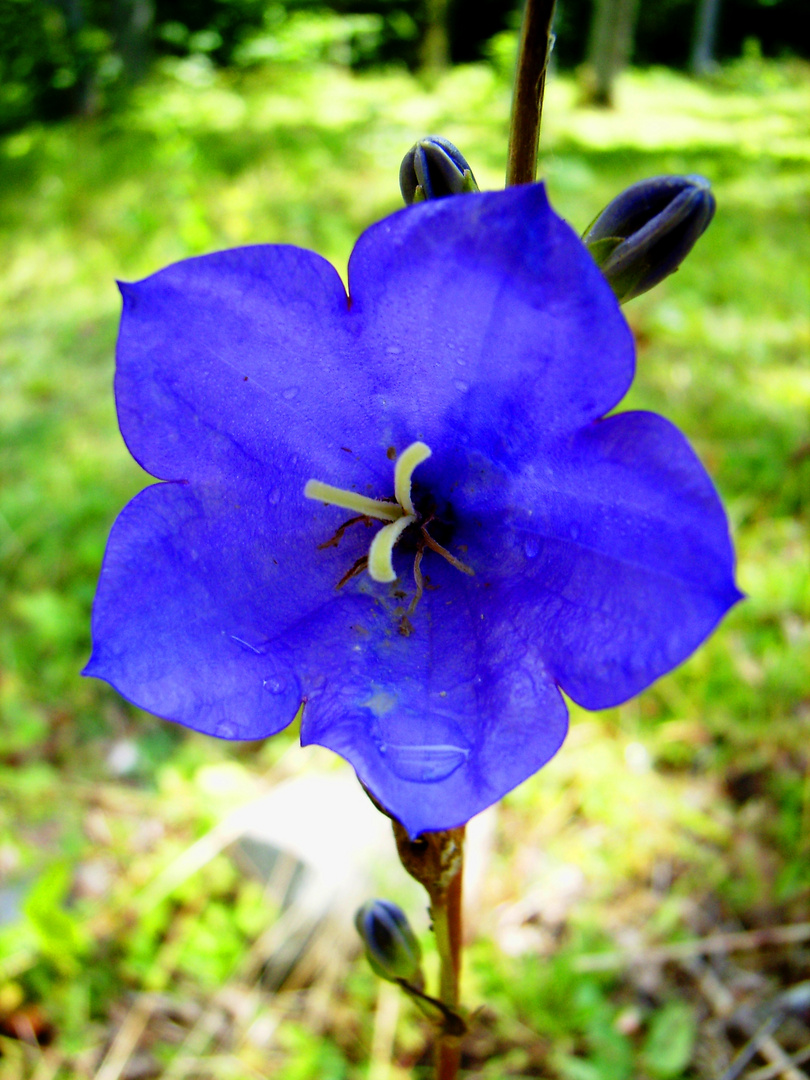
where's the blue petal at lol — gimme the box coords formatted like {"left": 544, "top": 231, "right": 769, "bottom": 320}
{"left": 452, "top": 411, "right": 742, "bottom": 708}
{"left": 298, "top": 571, "right": 569, "bottom": 837}
{"left": 347, "top": 183, "right": 635, "bottom": 447}
{"left": 114, "top": 244, "right": 383, "bottom": 488}
{"left": 85, "top": 481, "right": 304, "bottom": 738}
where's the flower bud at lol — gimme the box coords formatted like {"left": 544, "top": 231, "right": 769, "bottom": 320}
{"left": 400, "top": 137, "right": 479, "bottom": 205}
{"left": 582, "top": 175, "right": 716, "bottom": 303}
{"left": 355, "top": 899, "right": 423, "bottom": 986}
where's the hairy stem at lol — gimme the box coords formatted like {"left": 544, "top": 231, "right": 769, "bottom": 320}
{"left": 505, "top": 0, "right": 557, "bottom": 186}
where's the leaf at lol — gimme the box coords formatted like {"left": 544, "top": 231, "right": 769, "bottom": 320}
{"left": 642, "top": 1000, "right": 697, "bottom": 1079}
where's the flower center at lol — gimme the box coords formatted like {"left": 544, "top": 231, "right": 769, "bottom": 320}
{"left": 304, "top": 441, "right": 473, "bottom": 587}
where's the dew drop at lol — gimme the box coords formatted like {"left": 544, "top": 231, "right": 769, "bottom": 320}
{"left": 569, "top": 524, "right": 580, "bottom": 541}
{"left": 268, "top": 488, "right": 281, "bottom": 505}
{"left": 218, "top": 722, "right": 237, "bottom": 739}
{"left": 263, "top": 676, "right": 286, "bottom": 694}
{"left": 523, "top": 537, "right": 540, "bottom": 558}
{"left": 386, "top": 345, "right": 402, "bottom": 356}
{"left": 378, "top": 743, "right": 470, "bottom": 783}
{"left": 282, "top": 386, "right": 299, "bottom": 401}
{"left": 453, "top": 379, "right": 469, "bottom": 393}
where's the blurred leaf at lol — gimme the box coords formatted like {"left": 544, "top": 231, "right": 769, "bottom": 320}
{"left": 23, "top": 864, "right": 89, "bottom": 976}
{"left": 642, "top": 1001, "right": 697, "bottom": 1078}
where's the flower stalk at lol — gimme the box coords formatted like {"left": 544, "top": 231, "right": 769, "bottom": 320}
{"left": 391, "top": 822, "right": 466, "bottom": 1080}
{"left": 432, "top": 864, "right": 464, "bottom": 1080}
{"left": 505, "top": 0, "right": 557, "bottom": 186}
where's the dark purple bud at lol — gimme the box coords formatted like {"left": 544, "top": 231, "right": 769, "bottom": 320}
{"left": 400, "top": 136, "right": 479, "bottom": 205}
{"left": 582, "top": 175, "right": 716, "bottom": 303}
{"left": 354, "top": 899, "right": 423, "bottom": 986}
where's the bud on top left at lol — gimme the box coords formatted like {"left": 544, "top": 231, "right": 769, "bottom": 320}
{"left": 400, "top": 137, "right": 479, "bottom": 204}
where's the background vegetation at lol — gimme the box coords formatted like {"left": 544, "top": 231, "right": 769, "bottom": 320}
{"left": 1, "top": 9, "right": 809, "bottom": 1079}
{"left": 2, "top": 0, "right": 809, "bottom": 131}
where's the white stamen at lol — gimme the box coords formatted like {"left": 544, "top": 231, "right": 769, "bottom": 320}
{"left": 304, "top": 480, "right": 403, "bottom": 522}
{"left": 368, "top": 515, "right": 416, "bottom": 582}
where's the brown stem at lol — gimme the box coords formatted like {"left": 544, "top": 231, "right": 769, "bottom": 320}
{"left": 434, "top": 865, "right": 464, "bottom": 1080}
{"left": 436, "top": 1028, "right": 461, "bottom": 1080}
{"left": 391, "top": 822, "right": 466, "bottom": 1080}
{"left": 505, "top": 0, "right": 557, "bottom": 186}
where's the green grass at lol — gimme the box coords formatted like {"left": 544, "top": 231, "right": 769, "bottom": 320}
{"left": 1, "top": 53, "right": 809, "bottom": 1078}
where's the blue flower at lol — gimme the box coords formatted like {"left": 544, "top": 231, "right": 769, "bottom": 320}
{"left": 85, "top": 184, "right": 741, "bottom": 838}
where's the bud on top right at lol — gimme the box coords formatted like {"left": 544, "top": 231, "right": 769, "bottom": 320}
{"left": 582, "top": 175, "right": 716, "bottom": 303}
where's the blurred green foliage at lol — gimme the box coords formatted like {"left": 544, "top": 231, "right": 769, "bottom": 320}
{"left": 2, "top": 0, "right": 809, "bottom": 132}
{"left": 0, "top": 51, "right": 808, "bottom": 1078}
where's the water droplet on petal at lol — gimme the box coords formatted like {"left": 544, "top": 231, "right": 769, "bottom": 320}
{"left": 263, "top": 676, "right": 286, "bottom": 694}
{"left": 378, "top": 743, "right": 470, "bottom": 783}
{"left": 523, "top": 537, "right": 540, "bottom": 558}
{"left": 268, "top": 488, "right": 281, "bottom": 505}
{"left": 453, "top": 379, "right": 469, "bottom": 393}
{"left": 386, "top": 345, "right": 402, "bottom": 356}
{"left": 569, "top": 524, "right": 580, "bottom": 541}
{"left": 282, "top": 386, "right": 299, "bottom": 401}
{"left": 218, "top": 722, "right": 237, "bottom": 739}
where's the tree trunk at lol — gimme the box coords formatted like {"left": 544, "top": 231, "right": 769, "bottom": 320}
{"left": 690, "top": 0, "right": 722, "bottom": 75}
{"left": 586, "top": 0, "right": 640, "bottom": 107}
{"left": 55, "top": 0, "right": 96, "bottom": 115}
{"left": 420, "top": 0, "right": 451, "bottom": 73}
{"left": 114, "top": 0, "right": 155, "bottom": 84}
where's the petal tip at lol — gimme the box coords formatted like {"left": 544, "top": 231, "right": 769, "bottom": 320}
{"left": 81, "top": 654, "right": 99, "bottom": 679}
{"left": 117, "top": 279, "right": 139, "bottom": 307}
